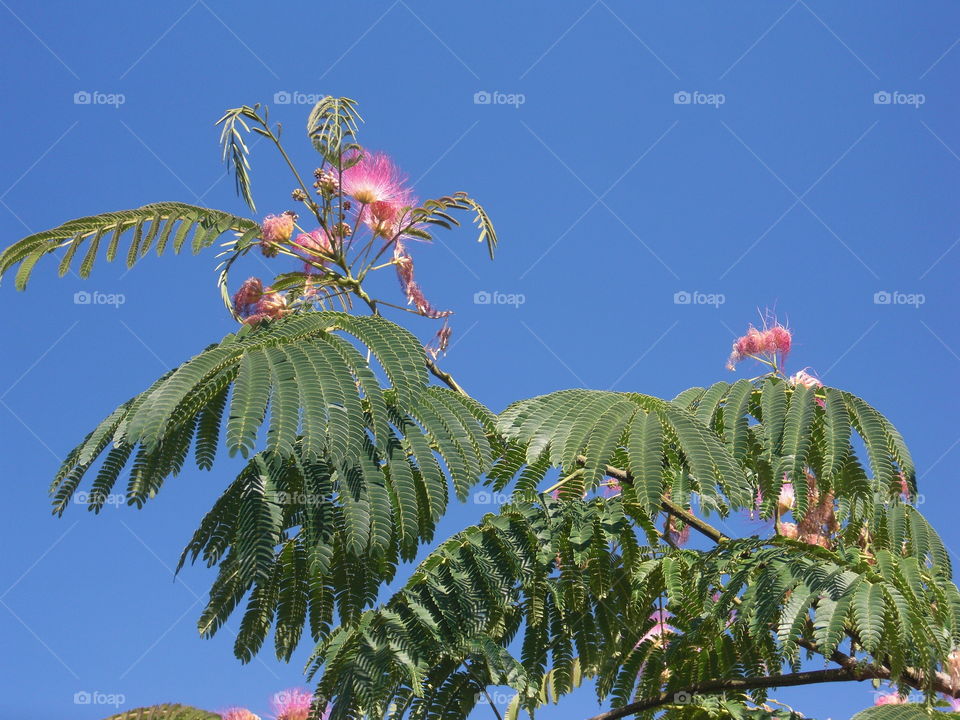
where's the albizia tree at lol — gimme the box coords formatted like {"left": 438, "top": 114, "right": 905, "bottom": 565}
{"left": 3, "top": 97, "right": 960, "bottom": 720}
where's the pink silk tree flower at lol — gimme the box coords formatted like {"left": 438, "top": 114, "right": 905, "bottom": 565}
{"left": 638, "top": 610, "right": 678, "bottom": 645}
{"left": 341, "top": 149, "right": 412, "bottom": 206}
{"left": 789, "top": 369, "right": 822, "bottom": 389}
{"left": 778, "top": 521, "right": 799, "bottom": 540}
{"left": 874, "top": 692, "right": 907, "bottom": 705}
{"left": 221, "top": 709, "right": 260, "bottom": 720}
{"left": 232, "top": 277, "right": 264, "bottom": 318}
{"left": 777, "top": 480, "right": 795, "bottom": 515}
{"left": 292, "top": 229, "right": 333, "bottom": 273}
{"left": 364, "top": 197, "right": 416, "bottom": 239}
{"left": 272, "top": 688, "right": 325, "bottom": 720}
{"left": 726, "top": 320, "right": 792, "bottom": 371}
{"left": 602, "top": 478, "right": 622, "bottom": 498}
{"left": 233, "top": 278, "right": 288, "bottom": 325}
{"left": 261, "top": 213, "right": 295, "bottom": 242}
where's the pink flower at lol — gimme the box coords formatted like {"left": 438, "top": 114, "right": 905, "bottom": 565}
{"left": 261, "top": 213, "right": 296, "bottom": 254}
{"left": 293, "top": 230, "right": 333, "bottom": 273}
{"left": 897, "top": 472, "right": 912, "bottom": 501}
{"left": 943, "top": 694, "right": 960, "bottom": 711}
{"left": 789, "top": 369, "right": 822, "bottom": 389}
{"left": 364, "top": 198, "right": 416, "bottom": 239}
{"left": 341, "top": 149, "right": 412, "bottom": 206}
{"left": 232, "top": 277, "right": 264, "bottom": 317}
{"left": 726, "top": 320, "right": 792, "bottom": 371}
{"left": 233, "top": 277, "right": 289, "bottom": 325}
{"left": 778, "top": 521, "right": 799, "bottom": 540}
{"left": 874, "top": 692, "right": 907, "bottom": 705}
{"left": 638, "top": 610, "right": 677, "bottom": 645}
{"left": 777, "top": 481, "right": 795, "bottom": 515}
{"left": 664, "top": 515, "right": 690, "bottom": 546}
{"left": 602, "top": 478, "right": 622, "bottom": 498}
{"left": 272, "top": 688, "right": 323, "bottom": 720}
{"left": 221, "top": 709, "right": 260, "bottom": 720}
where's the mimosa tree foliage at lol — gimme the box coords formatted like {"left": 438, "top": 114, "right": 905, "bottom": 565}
{"left": 2, "top": 97, "right": 959, "bottom": 720}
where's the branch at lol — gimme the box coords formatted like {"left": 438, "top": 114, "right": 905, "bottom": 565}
{"left": 595, "top": 461, "right": 729, "bottom": 542}
{"left": 584, "top": 666, "right": 882, "bottom": 720}
{"left": 427, "top": 357, "right": 467, "bottom": 395}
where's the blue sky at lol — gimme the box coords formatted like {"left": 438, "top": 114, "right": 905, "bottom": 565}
{"left": 1, "top": 1, "right": 959, "bottom": 718}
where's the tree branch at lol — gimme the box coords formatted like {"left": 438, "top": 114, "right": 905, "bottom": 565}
{"left": 583, "top": 666, "right": 882, "bottom": 720}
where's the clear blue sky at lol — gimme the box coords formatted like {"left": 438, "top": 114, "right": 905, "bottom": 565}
{"left": 1, "top": 2, "right": 959, "bottom": 718}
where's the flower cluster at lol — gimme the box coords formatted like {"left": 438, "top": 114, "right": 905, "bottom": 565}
{"left": 220, "top": 687, "right": 328, "bottom": 720}
{"left": 230, "top": 148, "right": 454, "bottom": 338}
{"left": 232, "top": 277, "right": 289, "bottom": 325}
{"left": 726, "top": 321, "right": 792, "bottom": 371}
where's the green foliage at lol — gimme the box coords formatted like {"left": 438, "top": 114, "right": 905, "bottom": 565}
{"left": 102, "top": 705, "right": 220, "bottom": 720}
{"left": 495, "top": 388, "right": 751, "bottom": 515}
{"left": 851, "top": 707, "right": 960, "bottom": 719}
{"left": 49, "top": 312, "right": 495, "bottom": 660}
{"left": 0, "top": 202, "right": 257, "bottom": 290}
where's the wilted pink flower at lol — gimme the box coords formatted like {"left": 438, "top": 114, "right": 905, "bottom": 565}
{"left": 261, "top": 212, "right": 296, "bottom": 255}
{"left": 341, "top": 149, "right": 412, "bottom": 206}
{"left": 272, "top": 688, "right": 320, "bottom": 720}
{"left": 393, "top": 242, "right": 451, "bottom": 319}
{"left": 789, "top": 369, "right": 822, "bottom": 389}
{"left": 425, "top": 322, "right": 453, "bottom": 360}
{"left": 726, "top": 320, "right": 792, "bottom": 371}
{"left": 293, "top": 229, "right": 333, "bottom": 273}
{"left": 947, "top": 649, "right": 960, "bottom": 690}
{"left": 221, "top": 709, "right": 260, "bottom": 720}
